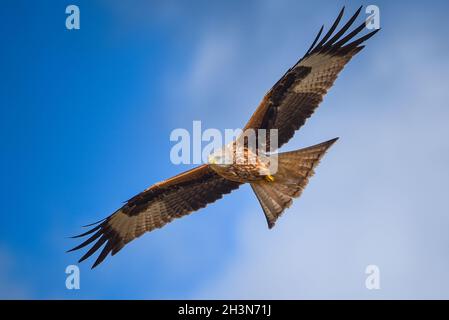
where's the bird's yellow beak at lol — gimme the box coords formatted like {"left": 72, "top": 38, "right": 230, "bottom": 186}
{"left": 208, "top": 155, "right": 217, "bottom": 165}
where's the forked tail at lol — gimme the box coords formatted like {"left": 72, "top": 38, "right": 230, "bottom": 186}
{"left": 251, "top": 138, "right": 338, "bottom": 228}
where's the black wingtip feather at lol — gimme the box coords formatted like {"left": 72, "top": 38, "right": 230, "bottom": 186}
{"left": 67, "top": 228, "right": 103, "bottom": 253}
{"left": 91, "top": 240, "right": 114, "bottom": 269}
{"left": 82, "top": 217, "right": 107, "bottom": 228}
{"left": 323, "top": 6, "right": 362, "bottom": 49}
{"left": 314, "top": 6, "right": 345, "bottom": 50}
{"left": 111, "top": 241, "right": 125, "bottom": 256}
{"left": 332, "top": 19, "right": 370, "bottom": 49}
{"left": 70, "top": 216, "right": 127, "bottom": 268}
{"left": 301, "top": 6, "right": 379, "bottom": 60}
{"left": 343, "top": 28, "right": 380, "bottom": 50}
{"left": 78, "top": 234, "right": 108, "bottom": 263}
{"left": 305, "top": 24, "right": 324, "bottom": 56}
{"left": 70, "top": 224, "right": 101, "bottom": 239}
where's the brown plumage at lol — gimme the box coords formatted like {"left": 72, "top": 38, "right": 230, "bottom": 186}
{"left": 69, "top": 165, "right": 241, "bottom": 268}
{"left": 251, "top": 138, "right": 338, "bottom": 228}
{"left": 244, "top": 6, "right": 378, "bottom": 151}
{"left": 69, "top": 6, "right": 378, "bottom": 268}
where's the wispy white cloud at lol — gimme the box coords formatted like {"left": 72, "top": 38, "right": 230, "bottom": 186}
{"left": 185, "top": 32, "right": 238, "bottom": 110}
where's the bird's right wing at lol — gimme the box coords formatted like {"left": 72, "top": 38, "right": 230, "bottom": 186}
{"left": 69, "top": 164, "right": 241, "bottom": 268}
{"left": 242, "top": 6, "right": 379, "bottom": 151}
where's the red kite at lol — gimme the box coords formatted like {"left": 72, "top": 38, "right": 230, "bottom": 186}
{"left": 69, "top": 6, "right": 378, "bottom": 268}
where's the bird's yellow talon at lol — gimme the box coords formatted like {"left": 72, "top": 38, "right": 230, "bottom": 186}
{"left": 265, "top": 175, "right": 275, "bottom": 182}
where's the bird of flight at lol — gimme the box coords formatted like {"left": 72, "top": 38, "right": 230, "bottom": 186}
{"left": 69, "top": 6, "right": 379, "bottom": 268}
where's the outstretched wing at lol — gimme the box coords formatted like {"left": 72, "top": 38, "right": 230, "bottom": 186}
{"left": 69, "top": 165, "right": 241, "bottom": 268}
{"left": 243, "top": 6, "right": 379, "bottom": 151}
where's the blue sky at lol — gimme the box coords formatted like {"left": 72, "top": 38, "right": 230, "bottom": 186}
{"left": 1, "top": 0, "right": 449, "bottom": 299}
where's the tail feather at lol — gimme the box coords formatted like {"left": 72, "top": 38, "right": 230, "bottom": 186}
{"left": 251, "top": 138, "right": 338, "bottom": 228}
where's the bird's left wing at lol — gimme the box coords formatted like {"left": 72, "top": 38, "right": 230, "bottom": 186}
{"left": 243, "top": 6, "right": 379, "bottom": 151}
{"left": 69, "top": 164, "right": 241, "bottom": 268}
